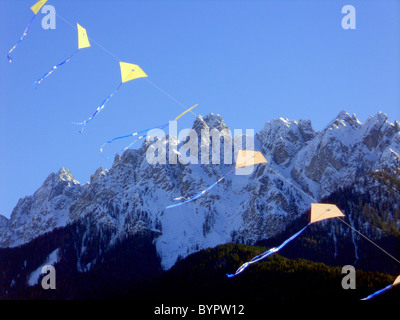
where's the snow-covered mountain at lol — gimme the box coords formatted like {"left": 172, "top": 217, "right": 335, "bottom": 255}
{"left": 1, "top": 111, "right": 399, "bottom": 270}
{"left": 0, "top": 168, "right": 83, "bottom": 248}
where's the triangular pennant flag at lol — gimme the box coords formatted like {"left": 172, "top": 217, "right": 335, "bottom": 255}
{"left": 31, "top": 0, "right": 48, "bottom": 15}
{"left": 310, "top": 203, "right": 345, "bottom": 224}
{"left": 235, "top": 150, "right": 267, "bottom": 168}
{"left": 394, "top": 275, "right": 400, "bottom": 286}
{"left": 77, "top": 23, "right": 90, "bottom": 49}
{"left": 119, "top": 62, "right": 147, "bottom": 83}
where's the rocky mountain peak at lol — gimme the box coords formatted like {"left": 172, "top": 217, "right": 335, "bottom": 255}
{"left": 192, "top": 113, "right": 229, "bottom": 135}
{"left": 58, "top": 167, "right": 78, "bottom": 183}
{"left": 90, "top": 167, "right": 108, "bottom": 183}
{"left": 365, "top": 111, "right": 388, "bottom": 125}
{"left": 326, "top": 110, "right": 361, "bottom": 131}
{"left": 360, "top": 112, "right": 398, "bottom": 152}
{"left": 257, "top": 117, "right": 316, "bottom": 166}
{"left": 1, "top": 110, "right": 399, "bottom": 270}
{"left": 0, "top": 168, "right": 83, "bottom": 247}
{"left": 39, "top": 167, "right": 79, "bottom": 195}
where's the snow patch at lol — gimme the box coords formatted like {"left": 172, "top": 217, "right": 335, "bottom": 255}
{"left": 27, "top": 248, "right": 59, "bottom": 286}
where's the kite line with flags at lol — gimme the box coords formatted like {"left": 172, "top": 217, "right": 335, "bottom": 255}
{"left": 8, "top": 0, "right": 198, "bottom": 137}
{"left": 7, "top": 1, "right": 400, "bottom": 302}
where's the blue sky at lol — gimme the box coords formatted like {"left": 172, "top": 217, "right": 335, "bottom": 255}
{"left": 0, "top": 0, "right": 399, "bottom": 218}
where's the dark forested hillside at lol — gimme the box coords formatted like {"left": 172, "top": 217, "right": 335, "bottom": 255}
{"left": 1, "top": 170, "right": 399, "bottom": 301}
{"left": 0, "top": 221, "right": 162, "bottom": 300}
{"left": 129, "top": 244, "right": 399, "bottom": 302}
{"left": 1, "top": 230, "right": 398, "bottom": 302}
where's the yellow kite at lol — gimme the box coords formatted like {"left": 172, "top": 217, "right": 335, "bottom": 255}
{"left": 77, "top": 23, "right": 91, "bottom": 49}
{"left": 235, "top": 150, "right": 268, "bottom": 168}
{"left": 310, "top": 203, "right": 345, "bottom": 224}
{"left": 31, "top": 0, "right": 48, "bottom": 14}
{"left": 120, "top": 62, "right": 148, "bottom": 83}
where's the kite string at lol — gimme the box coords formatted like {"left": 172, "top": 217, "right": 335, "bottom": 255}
{"left": 269, "top": 167, "right": 400, "bottom": 267}
{"left": 269, "top": 167, "right": 318, "bottom": 203}
{"left": 56, "top": 13, "right": 196, "bottom": 117}
{"left": 337, "top": 217, "right": 400, "bottom": 265}
{"left": 145, "top": 78, "right": 198, "bottom": 117}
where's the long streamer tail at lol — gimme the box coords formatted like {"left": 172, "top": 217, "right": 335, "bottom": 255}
{"left": 226, "top": 224, "right": 310, "bottom": 278}
{"left": 7, "top": 14, "right": 37, "bottom": 63}
{"left": 34, "top": 50, "right": 78, "bottom": 86}
{"left": 74, "top": 82, "right": 123, "bottom": 133}
{"left": 166, "top": 167, "right": 235, "bottom": 209}
{"left": 100, "top": 105, "right": 198, "bottom": 152}
{"left": 361, "top": 284, "right": 394, "bottom": 301}
{"left": 100, "top": 123, "right": 169, "bottom": 154}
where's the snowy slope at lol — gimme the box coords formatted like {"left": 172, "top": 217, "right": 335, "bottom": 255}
{"left": 0, "top": 111, "right": 399, "bottom": 270}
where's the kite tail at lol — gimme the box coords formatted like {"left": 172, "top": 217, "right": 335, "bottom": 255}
{"left": 7, "top": 14, "right": 37, "bottom": 63}
{"left": 33, "top": 49, "right": 79, "bottom": 86}
{"left": 166, "top": 167, "right": 235, "bottom": 209}
{"left": 361, "top": 284, "right": 394, "bottom": 301}
{"left": 226, "top": 224, "right": 310, "bottom": 278}
{"left": 74, "top": 82, "right": 123, "bottom": 133}
{"left": 100, "top": 123, "right": 169, "bottom": 154}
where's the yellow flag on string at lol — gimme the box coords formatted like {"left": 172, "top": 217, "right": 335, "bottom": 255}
{"left": 77, "top": 23, "right": 91, "bottom": 49}
{"left": 235, "top": 150, "right": 267, "bottom": 168}
{"left": 174, "top": 104, "right": 198, "bottom": 121}
{"left": 310, "top": 203, "right": 345, "bottom": 224}
{"left": 31, "top": 0, "right": 48, "bottom": 15}
{"left": 120, "top": 62, "right": 147, "bottom": 83}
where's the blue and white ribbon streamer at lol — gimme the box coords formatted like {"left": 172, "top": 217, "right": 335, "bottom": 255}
{"left": 100, "top": 123, "right": 169, "bottom": 155}
{"left": 74, "top": 82, "right": 123, "bottom": 133}
{"left": 361, "top": 284, "right": 394, "bottom": 301}
{"left": 7, "top": 14, "right": 37, "bottom": 63}
{"left": 227, "top": 224, "right": 310, "bottom": 277}
{"left": 34, "top": 49, "right": 79, "bottom": 86}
